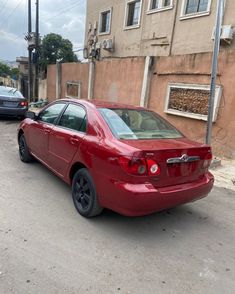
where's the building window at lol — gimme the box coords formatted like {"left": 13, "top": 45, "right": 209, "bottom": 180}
{"left": 181, "top": 0, "right": 211, "bottom": 18}
{"left": 99, "top": 9, "right": 112, "bottom": 35}
{"left": 66, "top": 81, "right": 81, "bottom": 99}
{"left": 124, "top": 0, "right": 142, "bottom": 29}
{"left": 164, "top": 83, "right": 222, "bottom": 122}
{"left": 149, "top": 0, "right": 172, "bottom": 11}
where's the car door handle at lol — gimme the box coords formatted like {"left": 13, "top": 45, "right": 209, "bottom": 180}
{"left": 69, "top": 137, "right": 80, "bottom": 145}
{"left": 44, "top": 128, "right": 51, "bottom": 134}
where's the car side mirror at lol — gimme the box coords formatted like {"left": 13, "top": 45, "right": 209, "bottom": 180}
{"left": 26, "top": 111, "right": 38, "bottom": 120}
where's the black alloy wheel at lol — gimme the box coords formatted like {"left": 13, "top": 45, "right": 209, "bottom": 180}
{"left": 72, "top": 168, "right": 103, "bottom": 217}
{"left": 19, "top": 134, "right": 34, "bottom": 163}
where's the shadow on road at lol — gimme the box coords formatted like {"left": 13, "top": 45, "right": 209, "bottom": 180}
{"left": 0, "top": 116, "right": 22, "bottom": 124}
{"left": 92, "top": 203, "right": 210, "bottom": 241}
{"left": 21, "top": 152, "right": 213, "bottom": 244}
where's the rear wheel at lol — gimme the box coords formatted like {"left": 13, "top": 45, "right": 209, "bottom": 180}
{"left": 19, "top": 134, "right": 34, "bottom": 163}
{"left": 72, "top": 168, "right": 103, "bottom": 217}
{"left": 18, "top": 116, "right": 25, "bottom": 121}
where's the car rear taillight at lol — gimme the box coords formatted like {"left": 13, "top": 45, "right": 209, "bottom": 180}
{"left": 146, "top": 158, "right": 161, "bottom": 176}
{"left": 203, "top": 152, "right": 213, "bottom": 169}
{"left": 118, "top": 157, "right": 147, "bottom": 175}
{"left": 118, "top": 157, "right": 160, "bottom": 176}
{"left": 20, "top": 101, "right": 28, "bottom": 107}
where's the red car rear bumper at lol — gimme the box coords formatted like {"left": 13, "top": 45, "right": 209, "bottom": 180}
{"left": 103, "top": 172, "right": 214, "bottom": 216}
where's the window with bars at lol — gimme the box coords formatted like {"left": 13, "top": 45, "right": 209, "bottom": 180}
{"left": 125, "top": 0, "right": 142, "bottom": 27}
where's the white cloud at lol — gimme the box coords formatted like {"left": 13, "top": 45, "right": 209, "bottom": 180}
{"left": 0, "top": 0, "right": 86, "bottom": 60}
{"left": 0, "top": 30, "right": 25, "bottom": 44}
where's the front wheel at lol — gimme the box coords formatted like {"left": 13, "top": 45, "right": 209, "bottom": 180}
{"left": 19, "top": 134, "right": 34, "bottom": 163}
{"left": 72, "top": 168, "right": 103, "bottom": 218}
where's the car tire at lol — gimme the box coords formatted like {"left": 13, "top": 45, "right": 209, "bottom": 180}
{"left": 72, "top": 168, "right": 103, "bottom": 218}
{"left": 19, "top": 134, "right": 34, "bottom": 163}
{"left": 18, "top": 116, "right": 25, "bottom": 121}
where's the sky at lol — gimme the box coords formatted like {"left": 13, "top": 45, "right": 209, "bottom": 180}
{"left": 0, "top": 0, "right": 86, "bottom": 61}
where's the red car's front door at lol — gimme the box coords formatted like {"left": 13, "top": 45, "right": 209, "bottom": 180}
{"left": 47, "top": 103, "right": 87, "bottom": 178}
{"left": 27, "top": 103, "right": 67, "bottom": 163}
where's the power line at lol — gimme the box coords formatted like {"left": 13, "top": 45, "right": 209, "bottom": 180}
{"left": 42, "top": 0, "right": 83, "bottom": 22}
{"left": 41, "top": 0, "right": 80, "bottom": 18}
{"left": 0, "top": 0, "right": 8, "bottom": 14}
{"left": 0, "top": 0, "right": 24, "bottom": 28}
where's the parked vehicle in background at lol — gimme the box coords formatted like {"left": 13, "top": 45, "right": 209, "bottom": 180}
{"left": 0, "top": 86, "right": 28, "bottom": 119}
{"left": 17, "top": 99, "right": 214, "bottom": 218}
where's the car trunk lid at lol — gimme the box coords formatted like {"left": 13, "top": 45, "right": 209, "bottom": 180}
{"left": 0, "top": 96, "right": 25, "bottom": 108}
{"left": 121, "top": 138, "right": 212, "bottom": 187}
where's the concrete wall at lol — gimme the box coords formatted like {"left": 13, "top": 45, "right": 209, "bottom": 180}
{"left": 0, "top": 76, "right": 18, "bottom": 88}
{"left": 94, "top": 57, "right": 145, "bottom": 105}
{"left": 60, "top": 63, "right": 89, "bottom": 99}
{"left": 47, "top": 65, "right": 57, "bottom": 102}
{"left": 38, "top": 79, "right": 47, "bottom": 99}
{"left": 47, "top": 63, "right": 89, "bottom": 102}
{"left": 91, "top": 51, "right": 235, "bottom": 158}
{"left": 85, "top": 0, "right": 235, "bottom": 58}
{"left": 148, "top": 50, "right": 235, "bottom": 158}
{"left": 46, "top": 51, "right": 235, "bottom": 158}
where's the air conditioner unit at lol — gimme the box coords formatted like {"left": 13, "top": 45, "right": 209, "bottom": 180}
{"left": 102, "top": 39, "right": 114, "bottom": 51}
{"left": 212, "top": 25, "right": 234, "bottom": 42}
{"left": 96, "top": 42, "right": 101, "bottom": 49}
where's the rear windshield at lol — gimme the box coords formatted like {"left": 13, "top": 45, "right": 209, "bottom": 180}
{"left": 99, "top": 108, "right": 183, "bottom": 140}
{"left": 0, "top": 87, "right": 24, "bottom": 98}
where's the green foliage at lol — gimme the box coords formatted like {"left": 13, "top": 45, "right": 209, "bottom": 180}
{"left": 0, "top": 62, "right": 11, "bottom": 77}
{"left": 0, "top": 62, "right": 19, "bottom": 79}
{"left": 39, "top": 33, "right": 78, "bottom": 72}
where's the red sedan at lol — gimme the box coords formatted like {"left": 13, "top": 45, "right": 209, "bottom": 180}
{"left": 18, "top": 99, "right": 214, "bottom": 217}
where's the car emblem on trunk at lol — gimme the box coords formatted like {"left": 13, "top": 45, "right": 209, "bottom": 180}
{"left": 167, "top": 154, "right": 200, "bottom": 164}
{"left": 180, "top": 154, "right": 189, "bottom": 162}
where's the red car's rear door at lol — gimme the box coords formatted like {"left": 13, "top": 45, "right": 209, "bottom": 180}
{"left": 47, "top": 103, "right": 87, "bottom": 178}
{"left": 28, "top": 120, "right": 53, "bottom": 162}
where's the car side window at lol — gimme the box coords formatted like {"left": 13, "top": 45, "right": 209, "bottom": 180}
{"left": 38, "top": 103, "right": 66, "bottom": 124}
{"left": 58, "top": 104, "right": 87, "bottom": 132}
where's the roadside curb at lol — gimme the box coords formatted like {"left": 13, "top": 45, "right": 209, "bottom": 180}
{"left": 210, "top": 158, "right": 222, "bottom": 169}
{"left": 210, "top": 159, "right": 235, "bottom": 191}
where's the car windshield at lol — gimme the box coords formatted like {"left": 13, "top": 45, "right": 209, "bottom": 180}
{"left": 99, "top": 108, "right": 183, "bottom": 140}
{"left": 0, "top": 86, "right": 24, "bottom": 98}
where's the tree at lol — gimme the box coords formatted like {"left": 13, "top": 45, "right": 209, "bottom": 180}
{"left": 0, "top": 62, "right": 19, "bottom": 79}
{"left": 39, "top": 33, "right": 78, "bottom": 73}
{"left": 11, "top": 67, "right": 19, "bottom": 80}
{"left": 0, "top": 62, "right": 11, "bottom": 77}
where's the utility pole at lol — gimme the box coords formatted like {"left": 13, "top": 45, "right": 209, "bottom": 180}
{"left": 28, "top": 0, "right": 33, "bottom": 102}
{"left": 34, "top": 0, "right": 39, "bottom": 102}
{"left": 206, "top": 0, "right": 224, "bottom": 145}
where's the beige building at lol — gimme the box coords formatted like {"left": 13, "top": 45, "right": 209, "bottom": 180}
{"left": 85, "top": 0, "right": 234, "bottom": 58}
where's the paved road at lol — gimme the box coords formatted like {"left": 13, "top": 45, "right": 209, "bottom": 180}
{"left": 0, "top": 119, "right": 235, "bottom": 294}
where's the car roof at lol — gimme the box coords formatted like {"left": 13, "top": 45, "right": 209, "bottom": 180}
{"left": 59, "top": 98, "right": 146, "bottom": 110}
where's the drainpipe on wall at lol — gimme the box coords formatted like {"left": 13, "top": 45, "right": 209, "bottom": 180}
{"left": 56, "top": 61, "right": 61, "bottom": 99}
{"left": 169, "top": 0, "right": 179, "bottom": 56}
{"left": 88, "top": 60, "right": 95, "bottom": 100}
{"left": 140, "top": 56, "right": 154, "bottom": 108}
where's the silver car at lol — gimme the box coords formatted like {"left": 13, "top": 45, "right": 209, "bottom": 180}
{"left": 0, "top": 86, "right": 28, "bottom": 118}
